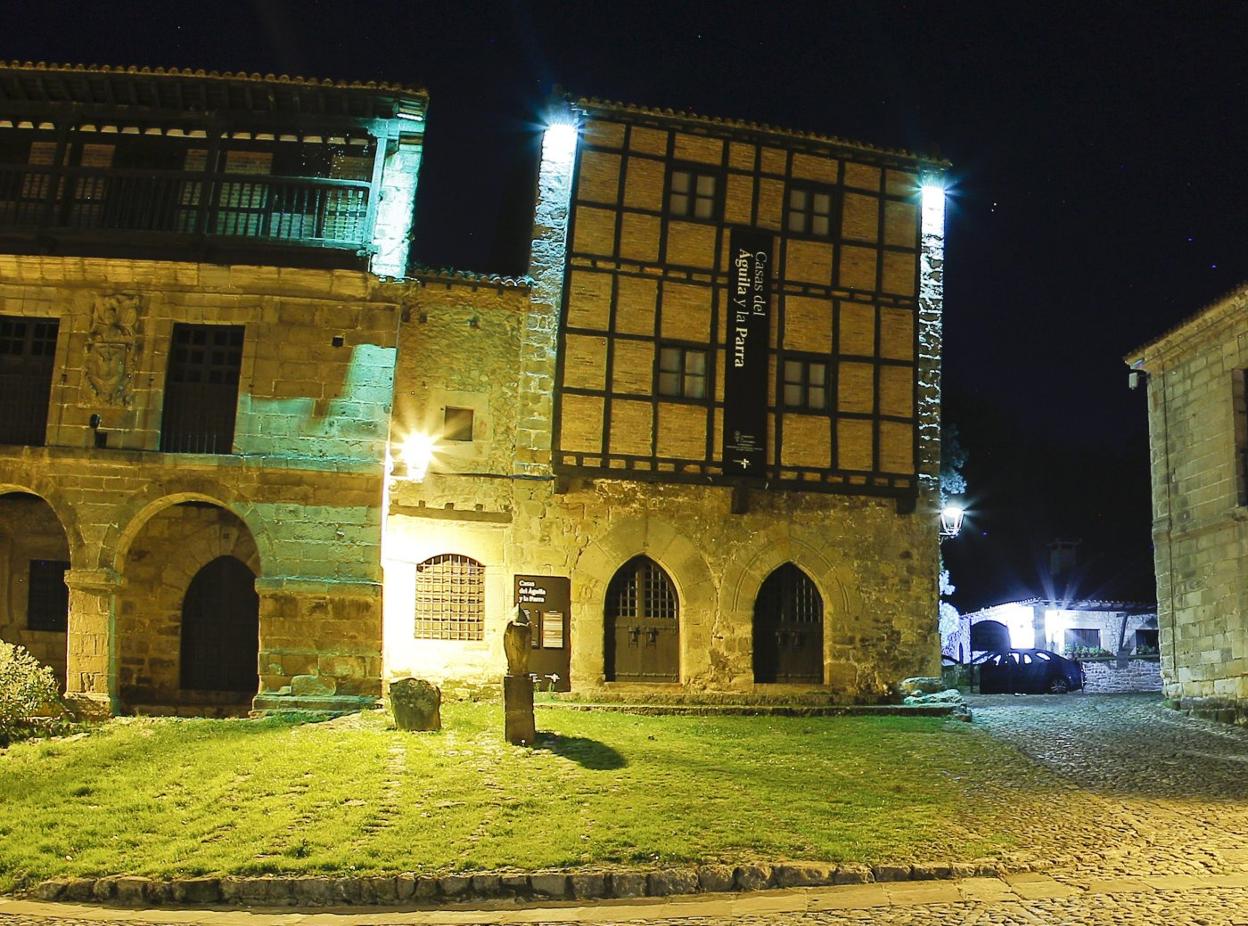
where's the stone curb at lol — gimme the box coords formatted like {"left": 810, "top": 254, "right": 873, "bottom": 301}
{"left": 27, "top": 860, "right": 1018, "bottom": 908}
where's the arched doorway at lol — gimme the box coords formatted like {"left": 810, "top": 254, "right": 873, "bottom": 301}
{"left": 117, "top": 500, "right": 260, "bottom": 710}
{"left": 180, "top": 556, "right": 259, "bottom": 693}
{"left": 604, "top": 556, "right": 679, "bottom": 682}
{"left": 0, "top": 491, "right": 71, "bottom": 688}
{"left": 753, "top": 563, "right": 823, "bottom": 684}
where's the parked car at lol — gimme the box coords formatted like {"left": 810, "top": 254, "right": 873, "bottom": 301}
{"left": 971, "top": 648, "right": 1084, "bottom": 694}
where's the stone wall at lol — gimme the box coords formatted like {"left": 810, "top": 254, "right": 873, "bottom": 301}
{"left": 0, "top": 494, "right": 70, "bottom": 685}
{"left": 1082, "top": 657, "right": 1163, "bottom": 694}
{"left": 0, "top": 255, "right": 397, "bottom": 713}
{"left": 1128, "top": 283, "right": 1248, "bottom": 709}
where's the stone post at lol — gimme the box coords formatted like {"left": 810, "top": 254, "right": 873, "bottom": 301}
{"left": 63, "top": 567, "right": 123, "bottom": 717}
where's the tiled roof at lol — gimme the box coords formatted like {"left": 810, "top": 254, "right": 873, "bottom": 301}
{"left": 972, "top": 597, "right": 1155, "bottom": 615}
{"left": 0, "top": 60, "right": 427, "bottom": 98}
{"left": 1125, "top": 280, "right": 1248, "bottom": 364}
{"left": 575, "top": 96, "right": 950, "bottom": 169}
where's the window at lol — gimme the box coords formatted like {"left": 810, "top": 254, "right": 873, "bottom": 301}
{"left": 658, "top": 345, "right": 707, "bottom": 399}
{"left": 668, "top": 168, "right": 717, "bottom": 220}
{"left": 782, "top": 358, "right": 828, "bottom": 411}
{"left": 0, "top": 315, "right": 58, "bottom": 446}
{"left": 1135, "top": 628, "right": 1159, "bottom": 652}
{"left": 27, "top": 559, "right": 69, "bottom": 632}
{"left": 414, "top": 554, "right": 484, "bottom": 641}
{"left": 160, "top": 324, "right": 244, "bottom": 454}
{"left": 444, "top": 407, "right": 474, "bottom": 441}
{"left": 786, "top": 186, "right": 835, "bottom": 237}
{"left": 606, "top": 557, "right": 678, "bottom": 621}
{"left": 1065, "top": 627, "right": 1100, "bottom": 650}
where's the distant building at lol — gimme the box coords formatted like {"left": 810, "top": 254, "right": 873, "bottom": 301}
{"left": 0, "top": 63, "right": 951, "bottom": 714}
{"left": 1126, "top": 282, "right": 1248, "bottom": 720}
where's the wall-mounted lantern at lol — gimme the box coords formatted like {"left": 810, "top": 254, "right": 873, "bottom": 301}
{"left": 939, "top": 502, "right": 965, "bottom": 538}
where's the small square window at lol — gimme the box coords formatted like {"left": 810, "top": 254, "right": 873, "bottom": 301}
{"left": 668, "top": 168, "right": 718, "bottom": 220}
{"left": 444, "top": 406, "right": 474, "bottom": 441}
{"left": 786, "top": 183, "right": 836, "bottom": 238}
{"left": 782, "top": 357, "right": 828, "bottom": 411}
{"left": 658, "top": 345, "right": 707, "bottom": 399}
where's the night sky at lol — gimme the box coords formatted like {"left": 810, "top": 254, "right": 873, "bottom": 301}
{"left": 8, "top": 0, "right": 1247, "bottom": 610}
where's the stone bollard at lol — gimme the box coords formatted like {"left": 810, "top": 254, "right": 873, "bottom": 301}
{"left": 389, "top": 677, "right": 441, "bottom": 732}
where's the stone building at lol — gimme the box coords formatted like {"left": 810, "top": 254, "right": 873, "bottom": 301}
{"left": 0, "top": 62, "right": 426, "bottom": 715}
{"left": 384, "top": 100, "right": 949, "bottom": 699}
{"left": 1126, "top": 282, "right": 1248, "bottom": 719}
{"left": 1, "top": 63, "right": 950, "bottom": 713}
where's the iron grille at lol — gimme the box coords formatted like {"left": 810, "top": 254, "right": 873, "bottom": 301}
{"left": 26, "top": 559, "right": 69, "bottom": 632}
{"left": 414, "top": 554, "right": 485, "bottom": 641}
{"left": 0, "top": 315, "right": 58, "bottom": 446}
{"left": 758, "top": 563, "right": 821, "bottom": 624}
{"left": 607, "top": 556, "right": 677, "bottom": 621}
{"left": 159, "top": 323, "right": 244, "bottom": 454}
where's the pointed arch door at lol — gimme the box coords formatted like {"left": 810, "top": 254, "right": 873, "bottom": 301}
{"left": 604, "top": 556, "right": 679, "bottom": 682}
{"left": 753, "top": 563, "right": 823, "bottom": 684}
{"left": 180, "top": 555, "right": 259, "bottom": 693}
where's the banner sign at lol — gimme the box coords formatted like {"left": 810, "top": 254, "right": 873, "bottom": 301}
{"left": 722, "top": 227, "right": 772, "bottom": 476}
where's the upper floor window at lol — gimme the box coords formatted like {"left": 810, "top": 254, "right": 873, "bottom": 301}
{"left": 786, "top": 185, "right": 835, "bottom": 237}
{"left": 26, "top": 559, "right": 69, "bottom": 632}
{"left": 413, "top": 554, "right": 484, "bottom": 641}
{"left": 0, "top": 315, "right": 58, "bottom": 446}
{"left": 160, "top": 324, "right": 244, "bottom": 454}
{"left": 659, "top": 345, "right": 707, "bottom": 399}
{"left": 668, "top": 168, "right": 718, "bottom": 220}
{"left": 782, "top": 357, "right": 828, "bottom": 411}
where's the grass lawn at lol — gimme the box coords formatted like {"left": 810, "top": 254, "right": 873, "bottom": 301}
{"left": 0, "top": 703, "right": 1059, "bottom": 892}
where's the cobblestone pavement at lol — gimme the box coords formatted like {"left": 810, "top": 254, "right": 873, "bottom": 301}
{"left": 9, "top": 693, "right": 1248, "bottom": 925}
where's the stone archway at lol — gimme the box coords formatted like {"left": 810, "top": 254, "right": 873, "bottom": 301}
{"left": 752, "top": 563, "right": 824, "bottom": 684}
{"left": 115, "top": 500, "right": 261, "bottom": 712}
{"left": 570, "top": 517, "right": 714, "bottom": 688}
{"left": 0, "top": 490, "right": 73, "bottom": 687}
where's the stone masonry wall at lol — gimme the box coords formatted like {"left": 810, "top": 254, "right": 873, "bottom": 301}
{"left": 1130, "top": 284, "right": 1248, "bottom": 707}
{"left": 1082, "top": 658, "right": 1163, "bottom": 694}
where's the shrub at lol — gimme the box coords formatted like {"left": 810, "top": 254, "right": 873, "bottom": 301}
{"left": 0, "top": 641, "right": 61, "bottom": 744}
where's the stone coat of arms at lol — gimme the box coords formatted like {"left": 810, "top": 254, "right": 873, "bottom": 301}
{"left": 84, "top": 292, "right": 143, "bottom": 407}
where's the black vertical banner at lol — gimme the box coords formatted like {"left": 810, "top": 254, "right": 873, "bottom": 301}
{"left": 722, "top": 227, "right": 772, "bottom": 476}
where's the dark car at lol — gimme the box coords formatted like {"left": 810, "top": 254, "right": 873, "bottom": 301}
{"left": 972, "top": 648, "right": 1084, "bottom": 694}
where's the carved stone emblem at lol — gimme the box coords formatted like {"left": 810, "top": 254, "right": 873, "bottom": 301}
{"left": 84, "top": 292, "right": 142, "bottom": 406}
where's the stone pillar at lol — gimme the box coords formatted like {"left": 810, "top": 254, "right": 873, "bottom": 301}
{"left": 63, "top": 567, "right": 122, "bottom": 717}
{"left": 503, "top": 675, "right": 536, "bottom": 745}
{"left": 252, "top": 578, "right": 383, "bottom": 713}
{"left": 518, "top": 108, "right": 579, "bottom": 477}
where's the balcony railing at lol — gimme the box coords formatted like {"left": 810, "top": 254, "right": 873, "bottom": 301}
{"left": 0, "top": 163, "right": 373, "bottom": 249}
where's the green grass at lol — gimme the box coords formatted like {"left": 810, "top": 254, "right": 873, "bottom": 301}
{"left": 0, "top": 704, "right": 1057, "bottom": 892}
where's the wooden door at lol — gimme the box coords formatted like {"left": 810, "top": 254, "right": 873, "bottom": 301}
{"left": 180, "top": 556, "right": 259, "bottom": 693}
{"left": 604, "top": 556, "right": 679, "bottom": 682}
{"left": 0, "top": 315, "right": 58, "bottom": 446}
{"left": 753, "top": 564, "right": 823, "bottom": 684}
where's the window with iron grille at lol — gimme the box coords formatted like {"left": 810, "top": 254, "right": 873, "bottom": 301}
{"left": 786, "top": 185, "right": 836, "bottom": 237}
{"left": 27, "top": 559, "right": 69, "bottom": 632}
{"left": 1065, "top": 627, "right": 1100, "bottom": 650}
{"left": 413, "top": 554, "right": 485, "bottom": 641}
{"left": 782, "top": 357, "right": 828, "bottom": 411}
{"left": 160, "top": 323, "right": 244, "bottom": 454}
{"left": 658, "top": 344, "right": 707, "bottom": 399}
{"left": 606, "top": 556, "right": 678, "bottom": 621}
{"left": 0, "top": 315, "right": 58, "bottom": 446}
{"left": 668, "top": 168, "right": 718, "bottom": 220}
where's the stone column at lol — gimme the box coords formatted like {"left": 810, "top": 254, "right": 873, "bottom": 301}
{"left": 63, "top": 567, "right": 123, "bottom": 717}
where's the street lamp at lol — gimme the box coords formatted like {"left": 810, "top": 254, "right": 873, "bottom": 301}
{"left": 940, "top": 502, "right": 965, "bottom": 538}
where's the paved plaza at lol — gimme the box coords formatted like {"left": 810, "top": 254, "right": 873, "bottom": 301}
{"left": 8, "top": 693, "right": 1248, "bottom": 925}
